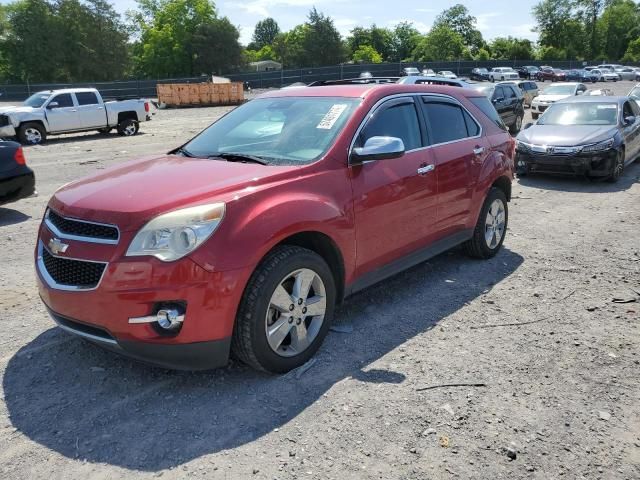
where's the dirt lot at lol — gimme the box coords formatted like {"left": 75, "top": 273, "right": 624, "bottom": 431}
{"left": 0, "top": 81, "right": 638, "bottom": 480}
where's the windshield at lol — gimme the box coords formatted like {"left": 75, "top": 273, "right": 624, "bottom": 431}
{"left": 629, "top": 87, "right": 640, "bottom": 100}
{"left": 541, "top": 85, "right": 576, "bottom": 95}
{"left": 23, "top": 92, "right": 51, "bottom": 108}
{"left": 182, "top": 97, "right": 361, "bottom": 165}
{"left": 472, "top": 85, "right": 495, "bottom": 97}
{"left": 538, "top": 102, "right": 618, "bottom": 126}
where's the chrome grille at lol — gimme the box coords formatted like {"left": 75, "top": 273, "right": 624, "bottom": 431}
{"left": 45, "top": 209, "right": 119, "bottom": 244}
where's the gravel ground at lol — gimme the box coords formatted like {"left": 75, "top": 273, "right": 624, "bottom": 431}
{"left": 0, "top": 81, "right": 638, "bottom": 480}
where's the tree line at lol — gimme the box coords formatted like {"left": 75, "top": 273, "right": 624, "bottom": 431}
{"left": 1, "top": 0, "right": 639, "bottom": 84}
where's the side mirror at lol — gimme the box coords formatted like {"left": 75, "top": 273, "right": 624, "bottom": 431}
{"left": 524, "top": 122, "right": 533, "bottom": 130}
{"left": 351, "top": 136, "right": 405, "bottom": 163}
{"left": 624, "top": 115, "right": 635, "bottom": 125}
{"left": 576, "top": 90, "right": 584, "bottom": 95}
{"left": 46, "top": 101, "right": 59, "bottom": 109}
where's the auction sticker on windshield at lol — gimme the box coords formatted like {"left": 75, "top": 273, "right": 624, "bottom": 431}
{"left": 317, "top": 104, "right": 348, "bottom": 129}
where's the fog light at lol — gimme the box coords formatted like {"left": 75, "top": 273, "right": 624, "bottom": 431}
{"left": 156, "top": 309, "right": 184, "bottom": 330}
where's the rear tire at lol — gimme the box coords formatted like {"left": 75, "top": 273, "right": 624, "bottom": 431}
{"left": 117, "top": 119, "right": 139, "bottom": 136}
{"left": 532, "top": 113, "right": 539, "bottom": 120}
{"left": 232, "top": 245, "right": 336, "bottom": 373}
{"left": 510, "top": 114, "right": 523, "bottom": 134}
{"left": 464, "top": 188, "right": 508, "bottom": 259}
{"left": 17, "top": 122, "right": 46, "bottom": 145}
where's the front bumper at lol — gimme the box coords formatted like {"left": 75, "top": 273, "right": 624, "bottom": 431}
{"left": 36, "top": 219, "right": 254, "bottom": 370}
{"left": 0, "top": 125, "right": 16, "bottom": 138}
{"left": 516, "top": 149, "right": 617, "bottom": 176}
{"left": 531, "top": 103, "right": 551, "bottom": 114}
{"left": 0, "top": 167, "right": 35, "bottom": 205}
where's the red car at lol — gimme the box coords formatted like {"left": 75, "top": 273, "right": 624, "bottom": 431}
{"left": 36, "top": 84, "right": 514, "bottom": 373}
{"left": 536, "top": 68, "right": 566, "bottom": 82}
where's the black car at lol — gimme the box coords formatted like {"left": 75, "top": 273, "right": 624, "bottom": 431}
{"left": 0, "top": 141, "right": 35, "bottom": 206}
{"left": 469, "top": 67, "right": 490, "bottom": 81}
{"left": 472, "top": 83, "right": 525, "bottom": 133}
{"left": 566, "top": 69, "right": 598, "bottom": 83}
{"left": 516, "top": 96, "right": 639, "bottom": 182}
{"left": 517, "top": 66, "right": 540, "bottom": 79}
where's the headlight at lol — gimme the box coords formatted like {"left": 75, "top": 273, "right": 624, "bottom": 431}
{"left": 581, "top": 138, "right": 614, "bottom": 153}
{"left": 516, "top": 140, "right": 530, "bottom": 151}
{"left": 126, "top": 203, "right": 225, "bottom": 261}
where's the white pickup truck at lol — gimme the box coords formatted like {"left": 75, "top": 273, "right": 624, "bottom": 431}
{"left": 0, "top": 88, "right": 151, "bottom": 145}
{"left": 488, "top": 67, "right": 520, "bottom": 82}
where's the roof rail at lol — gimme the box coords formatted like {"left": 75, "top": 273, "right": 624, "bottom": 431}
{"left": 308, "top": 77, "right": 400, "bottom": 86}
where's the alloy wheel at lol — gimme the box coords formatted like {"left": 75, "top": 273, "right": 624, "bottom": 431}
{"left": 265, "top": 268, "right": 327, "bottom": 357}
{"left": 25, "top": 127, "right": 42, "bottom": 144}
{"left": 484, "top": 199, "right": 506, "bottom": 249}
{"left": 123, "top": 124, "right": 137, "bottom": 136}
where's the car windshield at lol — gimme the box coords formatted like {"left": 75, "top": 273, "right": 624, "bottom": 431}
{"left": 181, "top": 97, "right": 361, "bottom": 166}
{"left": 472, "top": 85, "right": 495, "bottom": 97}
{"left": 542, "top": 85, "right": 576, "bottom": 95}
{"left": 629, "top": 87, "right": 640, "bottom": 100}
{"left": 23, "top": 92, "right": 51, "bottom": 108}
{"left": 477, "top": 68, "right": 488, "bottom": 73}
{"left": 538, "top": 102, "right": 618, "bottom": 126}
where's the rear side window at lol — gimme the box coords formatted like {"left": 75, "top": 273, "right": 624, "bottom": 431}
{"left": 469, "top": 96, "right": 507, "bottom": 131}
{"left": 76, "top": 92, "right": 99, "bottom": 105}
{"left": 421, "top": 101, "right": 478, "bottom": 144}
{"left": 358, "top": 101, "right": 422, "bottom": 151}
{"left": 50, "top": 94, "right": 74, "bottom": 108}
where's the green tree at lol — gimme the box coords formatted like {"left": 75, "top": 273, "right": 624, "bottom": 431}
{"left": 537, "top": 45, "right": 567, "bottom": 60}
{"left": 352, "top": 44, "right": 382, "bottom": 63}
{"left": 490, "top": 37, "right": 535, "bottom": 60}
{"left": 432, "top": 4, "right": 485, "bottom": 53}
{"left": 532, "top": 0, "right": 585, "bottom": 58}
{"left": 475, "top": 48, "right": 491, "bottom": 60}
{"left": 346, "top": 24, "right": 392, "bottom": 61}
{"left": 622, "top": 37, "right": 640, "bottom": 62}
{"left": 390, "top": 21, "right": 420, "bottom": 62}
{"left": 597, "top": 0, "right": 640, "bottom": 60}
{"left": 301, "top": 8, "right": 345, "bottom": 66}
{"left": 193, "top": 17, "right": 243, "bottom": 74}
{"left": 251, "top": 17, "right": 279, "bottom": 49}
{"left": 413, "top": 25, "right": 465, "bottom": 61}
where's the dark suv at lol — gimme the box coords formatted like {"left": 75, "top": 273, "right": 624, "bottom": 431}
{"left": 472, "top": 83, "right": 525, "bottom": 134}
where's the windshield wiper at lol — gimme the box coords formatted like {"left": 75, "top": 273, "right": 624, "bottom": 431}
{"left": 210, "top": 152, "right": 269, "bottom": 165}
{"left": 175, "top": 147, "right": 198, "bottom": 158}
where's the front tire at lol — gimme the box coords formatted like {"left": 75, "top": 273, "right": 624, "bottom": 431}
{"left": 606, "top": 149, "right": 624, "bottom": 183}
{"left": 464, "top": 188, "right": 508, "bottom": 259}
{"left": 232, "top": 246, "right": 336, "bottom": 373}
{"left": 532, "top": 113, "right": 539, "bottom": 120}
{"left": 18, "top": 123, "right": 46, "bottom": 145}
{"left": 117, "top": 119, "right": 139, "bottom": 136}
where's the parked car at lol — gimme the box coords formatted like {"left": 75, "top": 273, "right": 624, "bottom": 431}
{"left": 470, "top": 68, "right": 490, "bottom": 81}
{"left": 489, "top": 67, "right": 519, "bottom": 82}
{"left": 591, "top": 68, "right": 619, "bottom": 82}
{"left": 536, "top": 68, "right": 567, "bottom": 82}
{"left": 472, "top": 83, "right": 525, "bottom": 133}
{"left": 614, "top": 67, "right": 637, "bottom": 81}
{"left": 496, "top": 81, "right": 538, "bottom": 108}
{"left": 36, "top": 83, "right": 515, "bottom": 373}
{"left": 421, "top": 68, "right": 436, "bottom": 76}
{"left": 359, "top": 71, "right": 373, "bottom": 79}
{"left": 437, "top": 71, "right": 457, "bottom": 79}
{"left": 401, "top": 67, "right": 420, "bottom": 76}
{"left": 0, "top": 88, "right": 151, "bottom": 145}
{"left": 628, "top": 83, "right": 640, "bottom": 102}
{"left": 530, "top": 82, "right": 588, "bottom": 119}
{"left": 566, "top": 69, "right": 598, "bottom": 83}
{"left": 597, "top": 64, "right": 622, "bottom": 71}
{"left": 516, "top": 66, "right": 540, "bottom": 79}
{"left": 0, "top": 141, "right": 35, "bottom": 206}
{"left": 516, "top": 96, "right": 639, "bottom": 181}
{"left": 397, "top": 76, "right": 471, "bottom": 87}
{"left": 584, "top": 88, "right": 614, "bottom": 96}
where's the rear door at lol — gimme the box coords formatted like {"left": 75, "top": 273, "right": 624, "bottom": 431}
{"left": 45, "top": 93, "right": 80, "bottom": 132}
{"left": 420, "top": 96, "right": 488, "bottom": 236}
{"left": 350, "top": 96, "right": 438, "bottom": 276}
{"left": 75, "top": 91, "right": 106, "bottom": 129}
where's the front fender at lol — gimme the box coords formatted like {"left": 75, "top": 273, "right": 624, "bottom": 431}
{"left": 10, "top": 111, "right": 48, "bottom": 131}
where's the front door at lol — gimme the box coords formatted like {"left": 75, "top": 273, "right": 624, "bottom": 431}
{"left": 45, "top": 93, "right": 80, "bottom": 132}
{"left": 492, "top": 86, "right": 512, "bottom": 126}
{"left": 350, "top": 96, "right": 438, "bottom": 277}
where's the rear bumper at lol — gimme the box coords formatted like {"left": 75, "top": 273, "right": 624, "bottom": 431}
{"left": 516, "top": 150, "right": 616, "bottom": 176}
{"left": 47, "top": 307, "right": 231, "bottom": 370}
{"left": 0, "top": 168, "right": 35, "bottom": 205}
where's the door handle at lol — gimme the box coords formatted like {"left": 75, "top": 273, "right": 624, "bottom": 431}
{"left": 473, "top": 146, "right": 485, "bottom": 155}
{"left": 70, "top": 109, "right": 77, "bottom": 112}
{"left": 417, "top": 164, "right": 434, "bottom": 175}
{"left": 97, "top": 107, "right": 104, "bottom": 110}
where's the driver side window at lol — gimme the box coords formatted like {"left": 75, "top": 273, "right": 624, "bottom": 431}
{"left": 623, "top": 101, "right": 634, "bottom": 118}
{"left": 357, "top": 100, "right": 422, "bottom": 151}
{"left": 49, "top": 94, "right": 74, "bottom": 108}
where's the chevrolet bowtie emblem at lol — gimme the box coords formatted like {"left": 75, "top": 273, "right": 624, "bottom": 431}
{"left": 547, "top": 146, "right": 555, "bottom": 153}
{"left": 48, "top": 237, "right": 69, "bottom": 255}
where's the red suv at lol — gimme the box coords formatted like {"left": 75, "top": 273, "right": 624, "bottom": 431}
{"left": 36, "top": 84, "right": 514, "bottom": 373}
{"left": 536, "top": 68, "right": 567, "bottom": 82}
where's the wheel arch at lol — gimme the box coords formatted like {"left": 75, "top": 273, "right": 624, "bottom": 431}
{"left": 117, "top": 111, "right": 139, "bottom": 123}
{"left": 271, "top": 231, "right": 346, "bottom": 303}
{"left": 491, "top": 175, "right": 512, "bottom": 202}
{"left": 19, "top": 119, "right": 47, "bottom": 132}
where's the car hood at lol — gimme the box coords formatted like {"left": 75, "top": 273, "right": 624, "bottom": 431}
{"left": 518, "top": 124, "right": 617, "bottom": 147}
{"left": 49, "top": 155, "right": 300, "bottom": 231}
{"left": 535, "top": 94, "right": 570, "bottom": 102}
{"left": 0, "top": 106, "right": 36, "bottom": 114}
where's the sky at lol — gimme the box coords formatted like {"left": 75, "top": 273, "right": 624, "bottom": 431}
{"left": 104, "top": 0, "right": 539, "bottom": 46}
